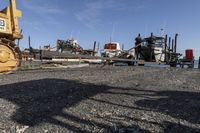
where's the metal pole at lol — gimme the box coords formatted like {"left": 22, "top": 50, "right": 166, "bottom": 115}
{"left": 28, "top": 36, "right": 32, "bottom": 59}
{"left": 174, "top": 34, "right": 178, "bottom": 53}
{"left": 168, "top": 37, "right": 171, "bottom": 51}
{"left": 92, "top": 41, "right": 96, "bottom": 56}
{"left": 151, "top": 33, "right": 153, "bottom": 37}
{"left": 40, "top": 49, "right": 42, "bottom": 61}
{"left": 122, "top": 44, "right": 124, "bottom": 51}
{"left": 172, "top": 39, "right": 174, "bottom": 53}
{"left": 28, "top": 36, "right": 31, "bottom": 49}
{"left": 164, "top": 35, "right": 168, "bottom": 62}
{"left": 97, "top": 42, "right": 100, "bottom": 51}
{"left": 150, "top": 33, "right": 154, "bottom": 62}
{"left": 198, "top": 56, "right": 200, "bottom": 69}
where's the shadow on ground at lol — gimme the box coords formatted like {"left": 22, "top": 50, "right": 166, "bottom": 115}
{"left": 0, "top": 78, "right": 199, "bottom": 132}
{"left": 0, "top": 79, "right": 148, "bottom": 132}
{"left": 135, "top": 90, "right": 200, "bottom": 124}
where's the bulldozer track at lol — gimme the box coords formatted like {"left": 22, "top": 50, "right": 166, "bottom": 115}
{"left": 0, "top": 39, "right": 21, "bottom": 74}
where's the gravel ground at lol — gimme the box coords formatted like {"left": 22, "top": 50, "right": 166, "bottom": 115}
{"left": 0, "top": 65, "right": 200, "bottom": 133}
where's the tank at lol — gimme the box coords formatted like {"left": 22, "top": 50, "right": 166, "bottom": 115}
{"left": 185, "top": 49, "right": 194, "bottom": 60}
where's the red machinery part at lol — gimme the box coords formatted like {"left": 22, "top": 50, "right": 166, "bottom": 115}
{"left": 185, "top": 49, "right": 194, "bottom": 60}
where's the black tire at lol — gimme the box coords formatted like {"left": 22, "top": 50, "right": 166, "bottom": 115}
{"left": 170, "top": 63, "right": 177, "bottom": 67}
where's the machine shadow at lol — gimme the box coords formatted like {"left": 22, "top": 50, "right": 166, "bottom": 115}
{"left": 0, "top": 79, "right": 108, "bottom": 132}
{"left": 0, "top": 79, "right": 200, "bottom": 132}
{"left": 92, "top": 88, "right": 200, "bottom": 132}
{"left": 0, "top": 78, "right": 147, "bottom": 132}
{"left": 135, "top": 90, "right": 200, "bottom": 124}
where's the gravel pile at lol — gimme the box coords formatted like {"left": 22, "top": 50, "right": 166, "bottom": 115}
{"left": 0, "top": 66, "right": 200, "bottom": 133}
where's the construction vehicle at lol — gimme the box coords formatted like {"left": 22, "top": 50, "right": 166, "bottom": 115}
{"left": 0, "top": 0, "right": 22, "bottom": 73}
{"left": 134, "top": 33, "right": 181, "bottom": 67}
{"left": 101, "top": 42, "right": 122, "bottom": 58}
{"left": 57, "top": 38, "right": 83, "bottom": 53}
{"left": 57, "top": 38, "right": 97, "bottom": 56}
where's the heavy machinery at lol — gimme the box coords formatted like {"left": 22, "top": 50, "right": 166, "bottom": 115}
{"left": 57, "top": 38, "right": 84, "bottom": 53}
{"left": 0, "top": 0, "right": 22, "bottom": 73}
{"left": 134, "top": 33, "right": 181, "bottom": 67}
{"left": 101, "top": 42, "right": 122, "bottom": 58}
{"left": 57, "top": 38, "right": 97, "bottom": 55}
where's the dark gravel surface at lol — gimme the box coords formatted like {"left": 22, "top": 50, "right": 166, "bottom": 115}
{"left": 0, "top": 66, "right": 200, "bottom": 133}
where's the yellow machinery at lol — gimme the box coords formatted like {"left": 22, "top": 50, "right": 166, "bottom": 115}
{"left": 0, "top": 0, "right": 22, "bottom": 73}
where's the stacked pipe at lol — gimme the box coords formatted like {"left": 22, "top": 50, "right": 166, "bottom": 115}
{"left": 165, "top": 34, "right": 179, "bottom": 66}
{"left": 166, "top": 34, "right": 178, "bottom": 53}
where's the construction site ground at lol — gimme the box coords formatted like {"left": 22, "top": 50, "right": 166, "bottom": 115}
{"left": 0, "top": 65, "right": 200, "bottom": 133}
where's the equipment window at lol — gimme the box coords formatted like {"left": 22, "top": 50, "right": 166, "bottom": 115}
{"left": 0, "top": 20, "right": 5, "bottom": 26}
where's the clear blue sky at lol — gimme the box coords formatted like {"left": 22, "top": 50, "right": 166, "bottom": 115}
{"left": 1, "top": 0, "right": 200, "bottom": 57}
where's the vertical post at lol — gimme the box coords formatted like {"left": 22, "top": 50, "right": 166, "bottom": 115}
{"left": 150, "top": 33, "right": 153, "bottom": 62}
{"left": 168, "top": 37, "right": 171, "bottom": 51}
{"left": 172, "top": 39, "right": 174, "bottom": 53}
{"left": 122, "top": 44, "right": 124, "bottom": 51}
{"left": 174, "top": 34, "right": 178, "bottom": 53}
{"left": 97, "top": 42, "right": 100, "bottom": 51}
{"left": 92, "top": 41, "right": 96, "bottom": 56}
{"left": 135, "top": 33, "right": 142, "bottom": 60}
{"left": 198, "top": 56, "right": 200, "bottom": 69}
{"left": 28, "top": 36, "right": 32, "bottom": 60}
{"left": 164, "top": 35, "right": 168, "bottom": 62}
{"left": 40, "top": 49, "right": 42, "bottom": 61}
{"left": 28, "top": 36, "right": 31, "bottom": 49}
{"left": 151, "top": 33, "right": 153, "bottom": 37}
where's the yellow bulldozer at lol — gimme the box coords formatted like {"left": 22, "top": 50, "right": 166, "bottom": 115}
{"left": 0, "top": 0, "right": 22, "bottom": 74}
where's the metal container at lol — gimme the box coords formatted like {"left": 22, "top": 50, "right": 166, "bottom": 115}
{"left": 185, "top": 49, "right": 194, "bottom": 60}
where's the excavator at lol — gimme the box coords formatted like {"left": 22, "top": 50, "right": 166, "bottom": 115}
{"left": 0, "top": 0, "right": 22, "bottom": 74}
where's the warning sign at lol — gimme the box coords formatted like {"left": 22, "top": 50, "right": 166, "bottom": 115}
{"left": 0, "top": 18, "right": 6, "bottom": 31}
